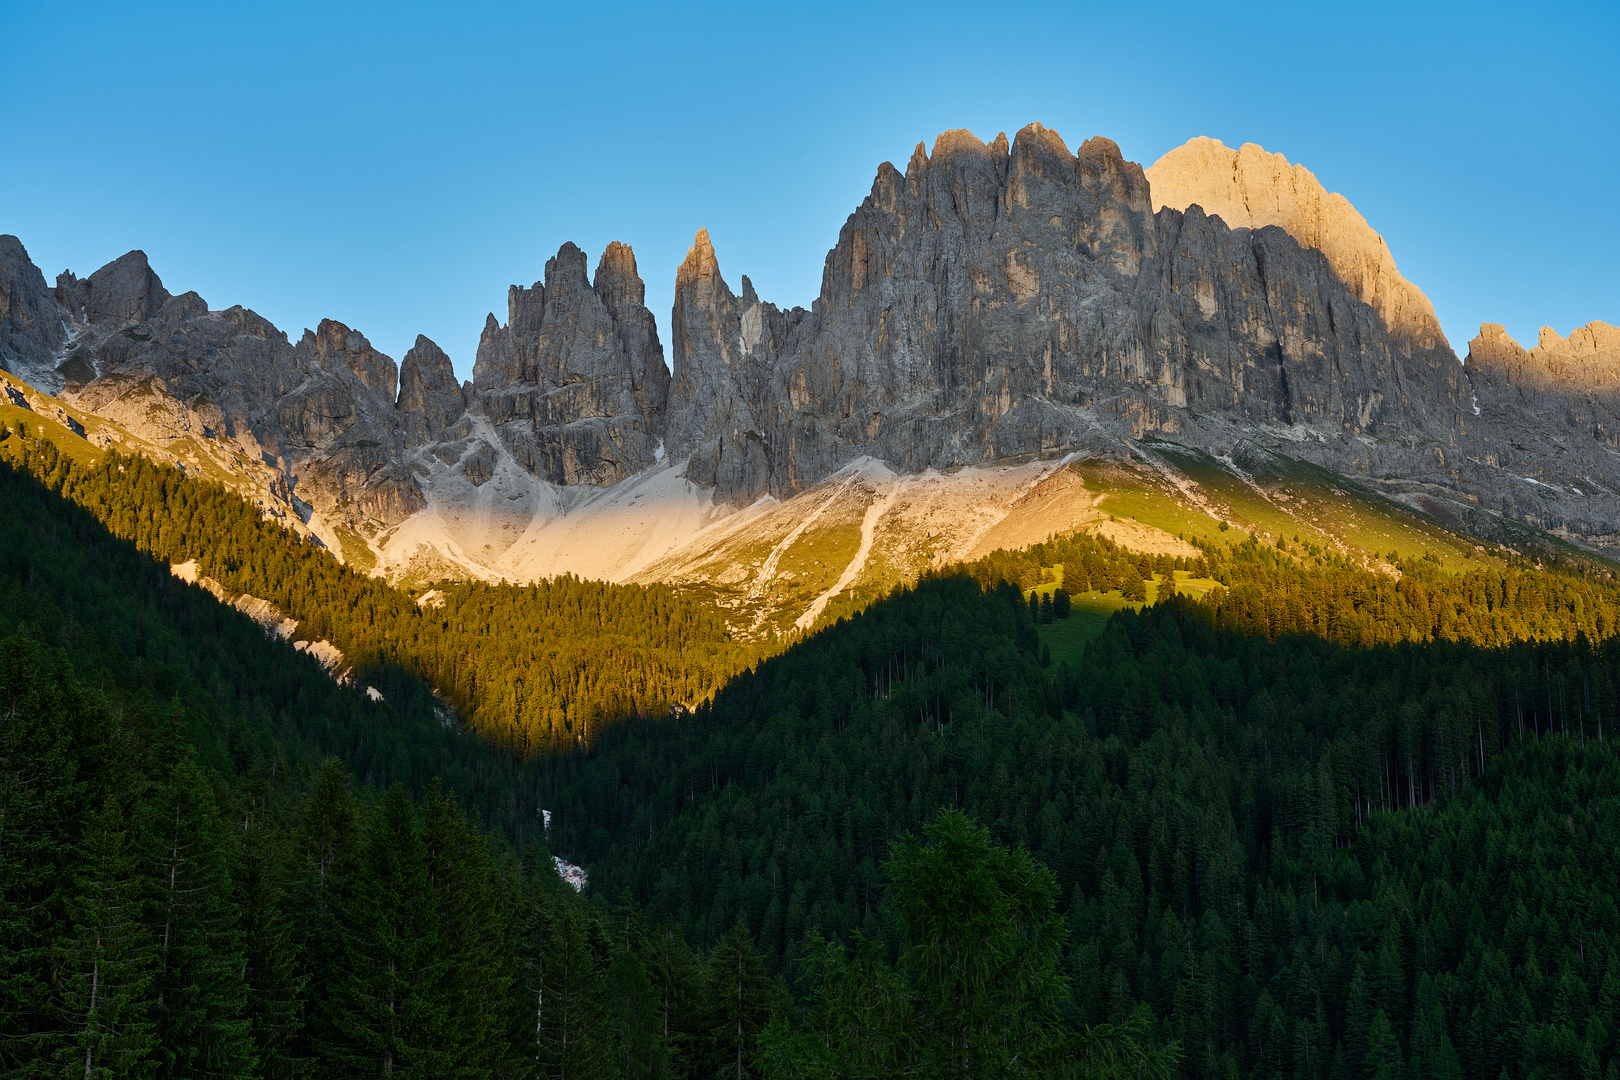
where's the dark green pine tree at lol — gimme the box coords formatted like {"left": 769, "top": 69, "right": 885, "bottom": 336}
{"left": 0, "top": 635, "right": 92, "bottom": 1070}
{"left": 50, "top": 798, "right": 159, "bottom": 1079}
{"left": 236, "top": 810, "right": 305, "bottom": 1080}
{"left": 1342, "top": 963, "right": 1373, "bottom": 1077}
{"left": 642, "top": 917, "right": 703, "bottom": 1078}
{"left": 420, "top": 782, "right": 512, "bottom": 1079}
{"left": 1364, "top": 1009, "right": 1402, "bottom": 1080}
{"left": 883, "top": 809, "right": 1070, "bottom": 1079}
{"left": 289, "top": 756, "right": 360, "bottom": 1052}
{"left": 141, "top": 729, "right": 256, "bottom": 1079}
{"left": 702, "top": 923, "right": 782, "bottom": 1080}
{"left": 323, "top": 784, "right": 437, "bottom": 1078}
{"left": 605, "top": 949, "right": 669, "bottom": 1080}
{"left": 535, "top": 904, "right": 614, "bottom": 1080}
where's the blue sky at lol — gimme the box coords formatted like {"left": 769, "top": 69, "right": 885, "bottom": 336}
{"left": 3, "top": 1, "right": 1615, "bottom": 380}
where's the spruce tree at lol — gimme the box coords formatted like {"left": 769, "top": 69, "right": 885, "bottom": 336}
{"left": 51, "top": 799, "right": 158, "bottom": 1079}
{"left": 323, "top": 785, "right": 436, "bottom": 1078}
{"left": 141, "top": 738, "right": 255, "bottom": 1079}
{"left": 0, "top": 636, "right": 88, "bottom": 1069}
{"left": 703, "top": 923, "right": 781, "bottom": 1080}
{"left": 237, "top": 812, "right": 304, "bottom": 1080}
{"left": 884, "top": 809, "right": 1069, "bottom": 1078}
{"left": 289, "top": 757, "right": 359, "bottom": 1065}
{"left": 535, "top": 904, "right": 612, "bottom": 1080}
{"left": 421, "top": 782, "right": 511, "bottom": 1080}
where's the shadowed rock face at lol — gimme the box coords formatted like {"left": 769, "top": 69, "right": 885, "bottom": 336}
{"left": 0, "top": 235, "right": 66, "bottom": 375}
{"left": 671, "top": 124, "right": 1471, "bottom": 506}
{"left": 471, "top": 241, "right": 668, "bottom": 486}
{"left": 397, "top": 335, "right": 466, "bottom": 445}
{"left": 1145, "top": 137, "right": 1448, "bottom": 352}
{"left": 1455, "top": 321, "right": 1620, "bottom": 543}
{"left": 56, "top": 250, "right": 173, "bottom": 330}
{"left": 667, "top": 229, "right": 804, "bottom": 495}
{"left": 61, "top": 280, "right": 425, "bottom": 531}
{"left": 5, "top": 124, "right": 1620, "bottom": 568}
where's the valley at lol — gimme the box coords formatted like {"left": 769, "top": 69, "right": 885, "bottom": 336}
{"left": 4, "top": 119, "right": 1620, "bottom": 1080}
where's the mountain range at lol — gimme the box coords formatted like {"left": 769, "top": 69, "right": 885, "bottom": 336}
{"left": 3, "top": 124, "right": 1616, "bottom": 631}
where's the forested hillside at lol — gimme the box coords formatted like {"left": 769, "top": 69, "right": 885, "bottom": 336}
{"left": 544, "top": 574, "right": 1620, "bottom": 1080}
{"left": 8, "top": 410, "right": 1620, "bottom": 1078}
{"left": 0, "top": 436, "right": 1168, "bottom": 1078}
{"left": 0, "top": 421, "right": 768, "bottom": 754}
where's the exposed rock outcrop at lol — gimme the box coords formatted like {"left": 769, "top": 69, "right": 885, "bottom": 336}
{"left": 56, "top": 250, "right": 173, "bottom": 330}
{"left": 470, "top": 241, "right": 668, "bottom": 486}
{"left": 0, "top": 235, "right": 68, "bottom": 378}
{"left": 41, "top": 252, "right": 425, "bottom": 544}
{"left": 672, "top": 124, "right": 1469, "bottom": 508}
{"left": 667, "top": 229, "right": 802, "bottom": 495}
{"left": 1144, "top": 137, "right": 1448, "bottom": 351}
{"left": 397, "top": 335, "right": 465, "bottom": 444}
{"left": 8, "top": 125, "right": 1620, "bottom": 573}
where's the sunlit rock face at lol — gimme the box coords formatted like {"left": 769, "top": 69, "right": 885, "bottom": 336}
{"left": 7, "top": 124, "right": 1620, "bottom": 569}
{"left": 470, "top": 241, "right": 669, "bottom": 487}
{"left": 1144, "top": 137, "right": 1448, "bottom": 352}
{"left": 1456, "top": 321, "right": 1620, "bottom": 544}
{"left": 669, "top": 124, "right": 1471, "bottom": 506}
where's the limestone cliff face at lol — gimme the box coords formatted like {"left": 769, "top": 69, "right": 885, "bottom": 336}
{"left": 470, "top": 241, "right": 668, "bottom": 486}
{"left": 55, "top": 250, "right": 173, "bottom": 331}
{"left": 7, "top": 126, "right": 1620, "bottom": 569}
{"left": 667, "top": 229, "right": 803, "bottom": 494}
{"left": 672, "top": 124, "right": 1470, "bottom": 505}
{"left": 0, "top": 235, "right": 66, "bottom": 378}
{"left": 25, "top": 250, "right": 425, "bottom": 540}
{"left": 1468, "top": 321, "right": 1620, "bottom": 396}
{"left": 1144, "top": 137, "right": 1448, "bottom": 352}
{"left": 397, "top": 335, "right": 466, "bottom": 445}
{"left": 1453, "top": 321, "right": 1620, "bottom": 540}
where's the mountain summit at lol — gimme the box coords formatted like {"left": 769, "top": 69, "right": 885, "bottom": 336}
{"left": 1, "top": 124, "right": 1616, "bottom": 606}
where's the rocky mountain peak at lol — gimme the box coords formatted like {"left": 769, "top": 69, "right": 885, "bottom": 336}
{"left": 1467, "top": 320, "right": 1620, "bottom": 389}
{"left": 0, "top": 234, "right": 67, "bottom": 375}
{"left": 676, "top": 229, "right": 722, "bottom": 292}
{"left": 299, "top": 318, "right": 398, "bottom": 403}
{"left": 545, "top": 241, "right": 591, "bottom": 293}
{"left": 56, "top": 249, "right": 173, "bottom": 330}
{"left": 1145, "top": 137, "right": 1447, "bottom": 350}
{"left": 466, "top": 240, "right": 669, "bottom": 487}
{"left": 397, "top": 335, "right": 464, "bottom": 444}
{"left": 592, "top": 241, "right": 644, "bottom": 309}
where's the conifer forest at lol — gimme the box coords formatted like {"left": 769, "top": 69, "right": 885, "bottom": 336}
{"left": 4, "top": 419, "right": 1620, "bottom": 1080}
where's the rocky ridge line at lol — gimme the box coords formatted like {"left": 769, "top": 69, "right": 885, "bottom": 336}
{"left": 3, "top": 123, "right": 1619, "bottom": 570}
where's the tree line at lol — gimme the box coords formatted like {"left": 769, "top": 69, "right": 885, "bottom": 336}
{"left": 541, "top": 574, "right": 1620, "bottom": 1080}
{"left": 0, "top": 422, "right": 770, "bottom": 755}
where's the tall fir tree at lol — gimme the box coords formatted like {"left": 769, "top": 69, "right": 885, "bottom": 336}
{"left": 323, "top": 785, "right": 437, "bottom": 1078}
{"left": 141, "top": 729, "right": 255, "bottom": 1079}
